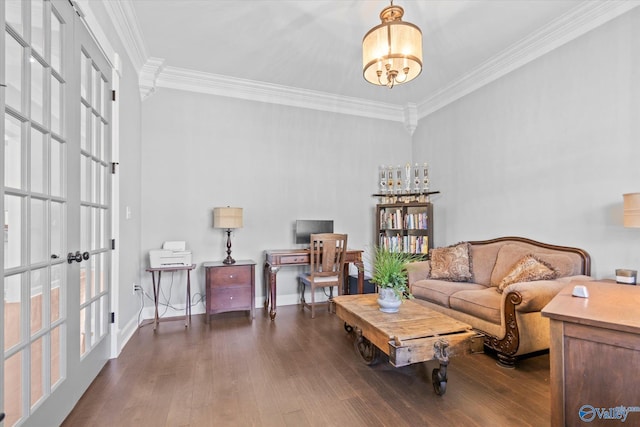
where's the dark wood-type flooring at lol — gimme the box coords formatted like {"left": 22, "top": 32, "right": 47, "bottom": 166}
{"left": 62, "top": 305, "right": 551, "bottom": 426}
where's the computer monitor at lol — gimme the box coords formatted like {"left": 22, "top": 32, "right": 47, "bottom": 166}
{"left": 295, "top": 220, "right": 334, "bottom": 245}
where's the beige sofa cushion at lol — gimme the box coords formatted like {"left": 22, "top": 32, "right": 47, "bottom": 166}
{"left": 469, "top": 243, "right": 502, "bottom": 286}
{"left": 429, "top": 242, "right": 473, "bottom": 282}
{"left": 411, "top": 279, "right": 486, "bottom": 308}
{"left": 449, "top": 288, "right": 502, "bottom": 324}
{"left": 490, "top": 244, "right": 574, "bottom": 286}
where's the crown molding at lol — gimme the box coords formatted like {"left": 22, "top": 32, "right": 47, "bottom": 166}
{"left": 101, "top": 0, "right": 148, "bottom": 72}
{"left": 155, "top": 66, "right": 407, "bottom": 123}
{"left": 139, "top": 58, "right": 165, "bottom": 100}
{"left": 104, "top": 0, "right": 639, "bottom": 127}
{"left": 417, "top": 0, "right": 640, "bottom": 119}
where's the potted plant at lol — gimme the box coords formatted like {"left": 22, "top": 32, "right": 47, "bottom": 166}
{"left": 370, "top": 247, "right": 421, "bottom": 313}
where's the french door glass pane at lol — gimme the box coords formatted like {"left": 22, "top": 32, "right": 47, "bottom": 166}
{"left": 91, "top": 207, "right": 98, "bottom": 251}
{"left": 51, "top": 8, "right": 62, "bottom": 73}
{"left": 92, "top": 66, "right": 100, "bottom": 113}
{"left": 30, "top": 198, "right": 46, "bottom": 264}
{"left": 99, "top": 208, "right": 105, "bottom": 248}
{"left": 50, "top": 137, "right": 64, "bottom": 197}
{"left": 80, "top": 104, "right": 87, "bottom": 151}
{"left": 30, "top": 127, "right": 45, "bottom": 194}
{"left": 4, "top": 274, "right": 22, "bottom": 349}
{"left": 4, "top": 194, "right": 24, "bottom": 269}
{"left": 6, "top": 34, "right": 24, "bottom": 113}
{"left": 30, "top": 336, "right": 44, "bottom": 407}
{"left": 31, "top": 0, "right": 44, "bottom": 57}
{"left": 51, "top": 326, "right": 62, "bottom": 387}
{"left": 79, "top": 307, "right": 86, "bottom": 356}
{"left": 30, "top": 55, "right": 45, "bottom": 125}
{"left": 100, "top": 295, "right": 108, "bottom": 335}
{"left": 98, "top": 252, "right": 106, "bottom": 293}
{"left": 4, "top": 114, "right": 23, "bottom": 189}
{"left": 80, "top": 51, "right": 89, "bottom": 100}
{"left": 80, "top": 205, "right": 89, "bottom": 256}
{"left": 92, "top": 113, "right": 99, "bottom": 159}
{"left": 90, "top": 300, "right": 98, "bottom": 346}
{"left": 31, "top": 268, "right": 47, "bottom": 335}
{"left": 89, "top": 256, "right": 95, "bottom": 299}
{"left": 4, "top": 351, "right": 23, "bottom": 426}
{"left": 51, "top": 201, "right": 63, "bottom": 259}
{"left": 100, "top": 120, "right": 106, "bottom": 163}
{"left": 50, "top": 264, "right": 63, "bottom": 323}
{"left": 5, "top": 0, "right": 24, "bottom": 36}
{"left": 51, "top": 75, "right": 62, "bottom": 135}
{"left": 91, "top": 159, "right": 98, "bottom": 204}
{"left": 100, "top": 78, "right": 107, "bottom": 120}
{"left": 80, "top": 155, "right": 89, "bottom": 201}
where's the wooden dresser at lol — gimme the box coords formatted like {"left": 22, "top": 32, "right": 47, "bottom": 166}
{"left": 204, "top": 260, "right": 255, "bottom": 323}
{"left": 542, "top": 281, "right": 640, "bottom": 426}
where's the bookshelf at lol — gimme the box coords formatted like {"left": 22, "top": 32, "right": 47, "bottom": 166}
{"left": 376, "top": 201, "right": 433, "bottom": 255}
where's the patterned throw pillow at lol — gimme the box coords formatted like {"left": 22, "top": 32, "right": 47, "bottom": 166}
{"left": 429, "top": 242, "right": 473, "bottom": 282}
{"left": 497, "top": 254, "right": 559, "bottom": 293}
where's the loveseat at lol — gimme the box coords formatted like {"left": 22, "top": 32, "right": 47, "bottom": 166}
{"left": 405, "top": 236, "right": 591, "bottom": 367}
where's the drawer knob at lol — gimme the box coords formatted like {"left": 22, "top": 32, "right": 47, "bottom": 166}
{"left": 229, "top": 275, "right": 234, "bottom": 279}
{"left": 230, "top": 296, "right": 233, "bottom": 300}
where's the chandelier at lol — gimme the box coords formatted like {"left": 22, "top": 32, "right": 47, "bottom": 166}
{"left": 362, "top": 1, "right": 423, "bottom": 88}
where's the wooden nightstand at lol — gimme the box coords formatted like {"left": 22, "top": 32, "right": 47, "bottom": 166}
{"left": 203, "top": 260, "right": 255, "bottom": 323}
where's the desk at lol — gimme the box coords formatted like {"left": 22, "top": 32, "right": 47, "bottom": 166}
{"left": 264, "top": 249, "right": 364, "bottom": 320}
{"left": 542, "top": 281, "right": 640, "bottom": 426}
{"left": 145, "top": 264, "right": 196, "bottom": 330}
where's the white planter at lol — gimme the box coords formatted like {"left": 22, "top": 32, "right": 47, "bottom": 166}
{"left": 377, "top": 287, "right": 402, "bottom": 313}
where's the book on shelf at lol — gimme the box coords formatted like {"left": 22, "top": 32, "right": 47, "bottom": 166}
{"left": 379, "top": 234, "right": 429, "bottom": 254}
{"left": 404, "top": 212, "right": 428, "bottom": 229}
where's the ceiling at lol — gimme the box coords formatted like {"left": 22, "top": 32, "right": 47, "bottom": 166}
{"left": 126, "top": 0, "right": 597, "bottom": 106}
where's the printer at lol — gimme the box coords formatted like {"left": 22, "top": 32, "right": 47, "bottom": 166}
{"left": 149, "top": 241, "right": 193, "bottom": 268}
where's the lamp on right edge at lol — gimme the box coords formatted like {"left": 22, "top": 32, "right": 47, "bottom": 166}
{"left": 623, "top": 193, "right": 640, "bottom": 228}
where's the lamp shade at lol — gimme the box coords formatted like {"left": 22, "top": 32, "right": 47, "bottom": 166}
{"left": 213, "top": 207, "right": 243, "bottom": 229}
{"left": 363, "top": 3, "right": 422, "bottom": 88}
{"left": 623, "top": 193, "right": 640, "bottom": 228}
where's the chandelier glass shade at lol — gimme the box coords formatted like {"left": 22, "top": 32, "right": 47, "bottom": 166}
{"left": 363, "top": 2, "right": 422, "bottom": 88}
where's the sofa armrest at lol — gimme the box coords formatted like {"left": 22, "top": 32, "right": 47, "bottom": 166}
{"left": 505, "top": 275, "right": 593, "bottom": 313}
{"left": 406, "top": 260, "right": 431, "bottom": 286}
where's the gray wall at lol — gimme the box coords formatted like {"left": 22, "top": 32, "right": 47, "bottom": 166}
{"left": 129, "top": 6, "right": 640, "bottom": 323}
{"left": 413, "top": 8, "right": 640, "bottom": 278}
{"left": 140, "top": 90, "right": 411, "bottom": 312}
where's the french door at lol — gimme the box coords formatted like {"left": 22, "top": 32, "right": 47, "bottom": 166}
{"left": 2, "top": 1, "right": 112, "bottom": 425}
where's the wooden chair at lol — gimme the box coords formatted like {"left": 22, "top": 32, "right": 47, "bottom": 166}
{"left": 298, "top": 233, "right": 348, "bottom": 318}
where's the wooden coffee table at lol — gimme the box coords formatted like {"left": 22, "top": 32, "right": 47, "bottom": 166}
{"left": 333, "top": 294, "right": 480, "bottom": 395}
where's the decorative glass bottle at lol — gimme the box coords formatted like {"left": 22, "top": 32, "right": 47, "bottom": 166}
{"left": 422, "top": 162, "right": 430, "bottom": 193}
{"left": 379, "top": 165, "right": 387, "bottom": 194}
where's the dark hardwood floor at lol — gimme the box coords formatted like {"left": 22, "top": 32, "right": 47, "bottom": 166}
{"left": 62, "top": 305, "right": 551, "bottom": 426}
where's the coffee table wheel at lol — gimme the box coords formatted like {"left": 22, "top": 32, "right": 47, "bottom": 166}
{"left": 432, "top": 367, "right": 447, "bottom": 396}
{"left": 354, "top": 334, "right": 379, "bottom": 365}
{"left": 344, "top": 322, "right": 353, "bottom": 333}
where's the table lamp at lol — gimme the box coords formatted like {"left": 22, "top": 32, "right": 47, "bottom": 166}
{"left": 623, "top": 193, "right": 640, "bottom": 228}
{"left": 213, "top": 207, "right": 243, "bottom": 264}
{"left": 621, "top": 193, "right": 640, "bottom": 284}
